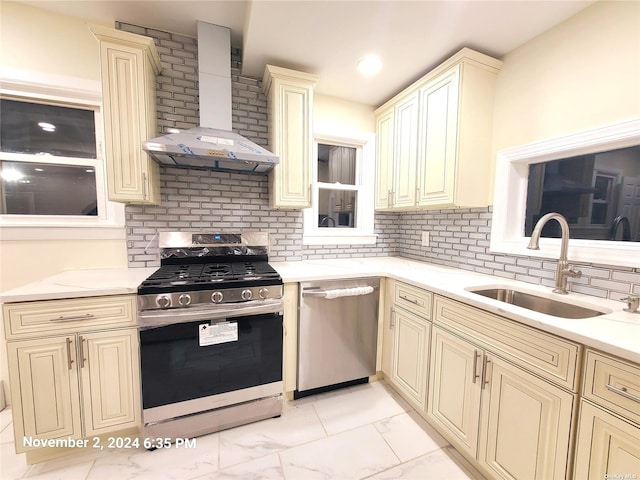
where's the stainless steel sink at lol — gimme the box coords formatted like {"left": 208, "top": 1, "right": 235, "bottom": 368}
{"left": 468, "top": 288, "right": 607, "bottom": 319}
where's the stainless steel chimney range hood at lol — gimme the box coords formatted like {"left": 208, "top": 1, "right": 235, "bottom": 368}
{"left": 142, "top": 22, "right": 279, "bottom": 173}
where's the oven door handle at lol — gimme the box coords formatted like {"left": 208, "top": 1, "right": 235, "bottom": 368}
{"left": 138, "top": 299, "right": 284, "bottom": 329}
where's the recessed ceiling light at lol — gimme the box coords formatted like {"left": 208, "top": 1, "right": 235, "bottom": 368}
{"left": 358, "top": 55, "right": 383, "bottom": 76}
{"left": 38, "top": 122, "right": 56, "bottom": 132}
{"left": 167, "top": 128, "right": 181, "bottom": 134}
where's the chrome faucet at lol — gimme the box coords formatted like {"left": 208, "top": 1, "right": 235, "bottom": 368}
{"left": 527, "top": 212, "right": 582, "bottom": 294}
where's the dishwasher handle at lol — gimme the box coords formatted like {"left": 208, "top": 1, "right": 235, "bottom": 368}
{"left": 302, "top": 286, "right": 376, "bottom": 299}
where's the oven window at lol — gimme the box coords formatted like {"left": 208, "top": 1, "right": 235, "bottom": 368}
{"left": 139, "top": 313, "right": 283, "bottom": 409}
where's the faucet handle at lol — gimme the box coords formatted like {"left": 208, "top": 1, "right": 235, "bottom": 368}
{"left": 620, "top": 295, "right": 640, "bottom": 313}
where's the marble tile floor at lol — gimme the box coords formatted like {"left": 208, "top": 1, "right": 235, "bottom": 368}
{"left": 0, "top": 381, "right": 485, "bottom": 480}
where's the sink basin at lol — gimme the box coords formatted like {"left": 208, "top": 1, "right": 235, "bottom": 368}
{"left": 467, "top": 288, "right": 607, "bottom": 319}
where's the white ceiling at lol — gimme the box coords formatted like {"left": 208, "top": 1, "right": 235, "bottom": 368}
{"left": 17, "top": 0, "right": 595, "bottom": 107}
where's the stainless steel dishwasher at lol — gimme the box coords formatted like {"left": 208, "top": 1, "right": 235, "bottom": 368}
{"left": 297, "top": 277, "right": 380, "bottom": 397}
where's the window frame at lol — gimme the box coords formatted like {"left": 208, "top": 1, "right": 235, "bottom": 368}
{"left": 491, "top": 118, "right": 640, "bottom": 268}
{"left": 303, "top": 132, "right": 377, "bottom": 245}
{"left": 0, "top": 70, "right": 125, "bottom": 240}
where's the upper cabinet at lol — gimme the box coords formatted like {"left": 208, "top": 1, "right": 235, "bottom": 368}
{"left": 263, "top": 65, "right": 319, "bottom": 209}
{"left": 375, "top": 48, "right": 502, "bottom": 211}
{"left": 90, "top": 25, "right": 162, "bottom": 205}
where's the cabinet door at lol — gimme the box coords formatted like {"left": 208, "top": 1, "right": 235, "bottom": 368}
{"left": 101, "top": 42, "right": 158, "bottom": 204}
{"left": 80, "top": 329, "right": 141, "bottom": 436}
{"left": 574, "top": 400, "right": 640, "bottom": 480}
{"left": 267, "top": 80, "right": 315, "bottom": 209}
{"left": 375, "top": 109, "right": 395, "bottom": 210}
{"left": 390, "top": 307, "right": 430, "bottom": 410}
{"left": 480, "top": 355, "right": 574, "bottom": 480}
{"left": 416, "top": 67, "right": 460, "bottom": 207}
{"left": 428, "top": 326, "right": 481, "bottom": 457}
{"left": 392, "top": 92, "right": 419, "bottom": 208}
{"left": 7, "top": 336, "right": 82, "bottom": 453}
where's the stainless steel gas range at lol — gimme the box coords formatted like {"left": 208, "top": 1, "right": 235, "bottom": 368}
{"left": 137, "top": 232, "right": 283, "bottom": 442}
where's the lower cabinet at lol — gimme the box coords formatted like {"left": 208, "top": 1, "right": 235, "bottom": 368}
{"left": 428, "top": 325, "right": 575, "bottom": 480}
{"left": 7, "top": 329, "right": 141, "bottom": 453}
{"left": 574, "top": 401, "right": 640, "bottom": 479}
{"left": 382, "top": 280, "right": 432, "bottom": 411}
{"left": 3, "top": 295, "right": 141, "bottom": 459}
{"left": 574, "top": 349, "right": 640, "bottom": 479}
{"left": 388, "top": 307, "right": 430, "bottom": 410}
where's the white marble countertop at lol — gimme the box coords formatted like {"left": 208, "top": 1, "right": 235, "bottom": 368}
{"left": 271, "top": 257, "right": 640, "bottom": 364}
{"left": 1, "top": 257, "right": 638, "bottom": 364}
{"left": 0, "top": 267, "right": 158, "bottom": 303}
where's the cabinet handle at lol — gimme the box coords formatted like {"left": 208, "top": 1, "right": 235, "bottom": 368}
{"left": 143, "top": 172, "right": 148, "bottom": 199}
{"left": 482, "top": 356, "right": 492, "bottom": 389}
{"left": 66, "top": 337, "right": 74, "bottom": 370}
{"left": 390, "top": 308, "right": 395, "bottom": 328}
{"left": 399, "top": 294, "right": 420, "bottom": 305}
{"left": 387, "top": 190, "right": 391, "bottom": 208}
{"left": 472, "top": 350, "right": 481, "bottom": 384}
{"left": 79, "top": 335, "right": 86, "bottom": 369}
{"left": 606, "top": 384, "right": 640, "bottom": 404}
{"left": 49, "top": 313, "right": 95, "bottom": 323}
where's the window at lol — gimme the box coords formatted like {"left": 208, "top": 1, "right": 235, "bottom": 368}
{"left": 491, "top": 118, "right": 640, "bottom": 268}
{"left": 303, "top": 133, "right": 376, "bottom": 245}
{"left": 0, "top": 82, "right": 124, "bottom": 239}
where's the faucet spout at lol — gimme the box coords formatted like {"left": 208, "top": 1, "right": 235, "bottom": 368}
{"left": 527, "top": 213, "right": 581, "bottom": 294}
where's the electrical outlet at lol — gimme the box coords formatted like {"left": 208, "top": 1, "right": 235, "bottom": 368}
{"left": 421, "top": 231, "right": 430, "bottom": 247}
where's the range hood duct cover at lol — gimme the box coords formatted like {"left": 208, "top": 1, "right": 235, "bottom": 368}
{"left": 142, "top": 22, "right": 278, "bottom": 173}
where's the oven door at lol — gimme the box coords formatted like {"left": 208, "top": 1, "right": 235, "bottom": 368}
{"left": 139, "top": 311, "right": 283, "bottom": 422}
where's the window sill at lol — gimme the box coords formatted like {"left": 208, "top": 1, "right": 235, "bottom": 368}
{"left": 303, "top": 232, "right": 377, "bottom": 246}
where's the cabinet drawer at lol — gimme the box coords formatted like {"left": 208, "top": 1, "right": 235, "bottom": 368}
{"left": 433, "top": 296, "right": 581, "bottom": 391}
{"left": 583, "top": 349, "right": 640, "bottom": 425}
{"left": 3, "top": 295, "right": 137, "bottom": 339}
{"left": 393, "top": 281, "right": 432, "bottom": 319}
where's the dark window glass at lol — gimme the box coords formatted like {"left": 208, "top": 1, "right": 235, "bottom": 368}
{"left": 317, "top": 144, "right": 356, "bottom": 184}
{"left": 0, "top": 99, "right": 97, "bottom": 158}
{"left": 318, "top": 189, "right": 356, "bottom": 228}
{"left": 525, "top": 146, "right": 640, "bottom": 242}
{"left": 1, "top": 161, "right": 97, "bottom": 215}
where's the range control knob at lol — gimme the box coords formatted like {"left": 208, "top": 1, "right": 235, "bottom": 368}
{"left": 259, "top": 288, "right": 269, "bottom": 299}
{"left": 178, "top": 294, "right": 192, "bottom": 306}
{"left": 241, "top": 289, "right": 252, "bottom": 301}
{"left": 156, "top": 295, "right": 171, "bottom": 309}
{"left": 211, "top": 291, "right": 223, "bottom": 304}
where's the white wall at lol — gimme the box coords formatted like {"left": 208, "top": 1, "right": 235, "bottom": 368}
{"left": 314, "top": 94, "right": 375, "bottom": 136}
{"left": 490, "top": 0, "right": 640, "bottom": 201}
{"left": 0, "top": 2, "right": 104, "bottom": 81}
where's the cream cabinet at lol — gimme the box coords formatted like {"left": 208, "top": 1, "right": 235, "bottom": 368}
{"left": 374, "top": 109, "right": 394, "bottom": 209}
{"left": 263, "top": 65, "right": 319, "bottom": 209}
{"left": 383, "top": 281, "right": 432, "bottom": 411}
{"left": 91, "top": 25, "right": 162, "bottom": 205}
{"left": 375, "top": 48, "right": 502, "bottom": 211}
{"left": 3, "top": 295, "right": 141, "bottom": 459}
{"left": 428, "top": 297, "right": 578, "bottom": 480}
{"left": 282, "top": 283, "right": 299, "bottom": 394}
{"left": 574, "top": 350, "right": 640, "bottom": 479}
{"left": 391, "top": 91, "right": 420, "bottom": 209}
